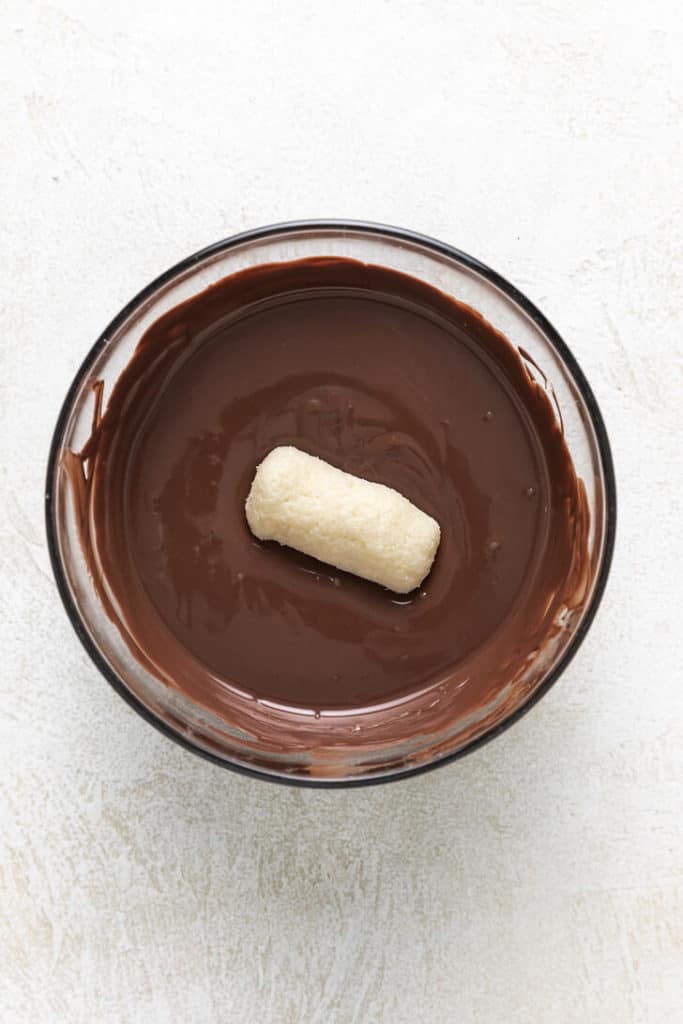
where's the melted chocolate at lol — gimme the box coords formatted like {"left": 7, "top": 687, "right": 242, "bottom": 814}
{"left": 65, "top": 258, "right": 589, "bottom": 763}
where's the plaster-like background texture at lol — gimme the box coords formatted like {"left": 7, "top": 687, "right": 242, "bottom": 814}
{"left": 1, "top": 2, "right": 681, "bottom": 1021}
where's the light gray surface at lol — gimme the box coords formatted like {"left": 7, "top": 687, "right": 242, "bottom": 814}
{"left": 1, "top": 1, "right": 682, "bottom": 1021}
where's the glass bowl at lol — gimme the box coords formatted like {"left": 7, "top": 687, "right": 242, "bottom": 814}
{"left": 45, "top": 221, "right": 616, "bottom": 786}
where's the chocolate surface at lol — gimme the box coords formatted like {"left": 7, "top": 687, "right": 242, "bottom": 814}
{"left": 65, "top": 258, "right": 589, "bottom": 757}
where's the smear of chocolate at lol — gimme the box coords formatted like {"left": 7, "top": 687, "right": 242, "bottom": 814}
{"left": 62, "top": 258, "right": 589, "bottom": 773}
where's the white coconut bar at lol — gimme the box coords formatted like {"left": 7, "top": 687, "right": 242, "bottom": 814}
{"left": 245, "top": 446, "right": 441, "bottom": 594}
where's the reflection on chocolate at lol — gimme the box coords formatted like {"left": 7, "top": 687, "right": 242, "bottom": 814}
{"left": 64, "top": 258, "right": 589, "bottom": 766}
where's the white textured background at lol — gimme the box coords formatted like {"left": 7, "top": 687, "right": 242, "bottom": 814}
{"left": 1, "top": 1, "right": 682, "bottom": 1021}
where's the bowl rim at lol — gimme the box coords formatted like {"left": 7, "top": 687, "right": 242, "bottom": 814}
{"left": 45, "top": 219, "right": 617, "bottom": 787}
